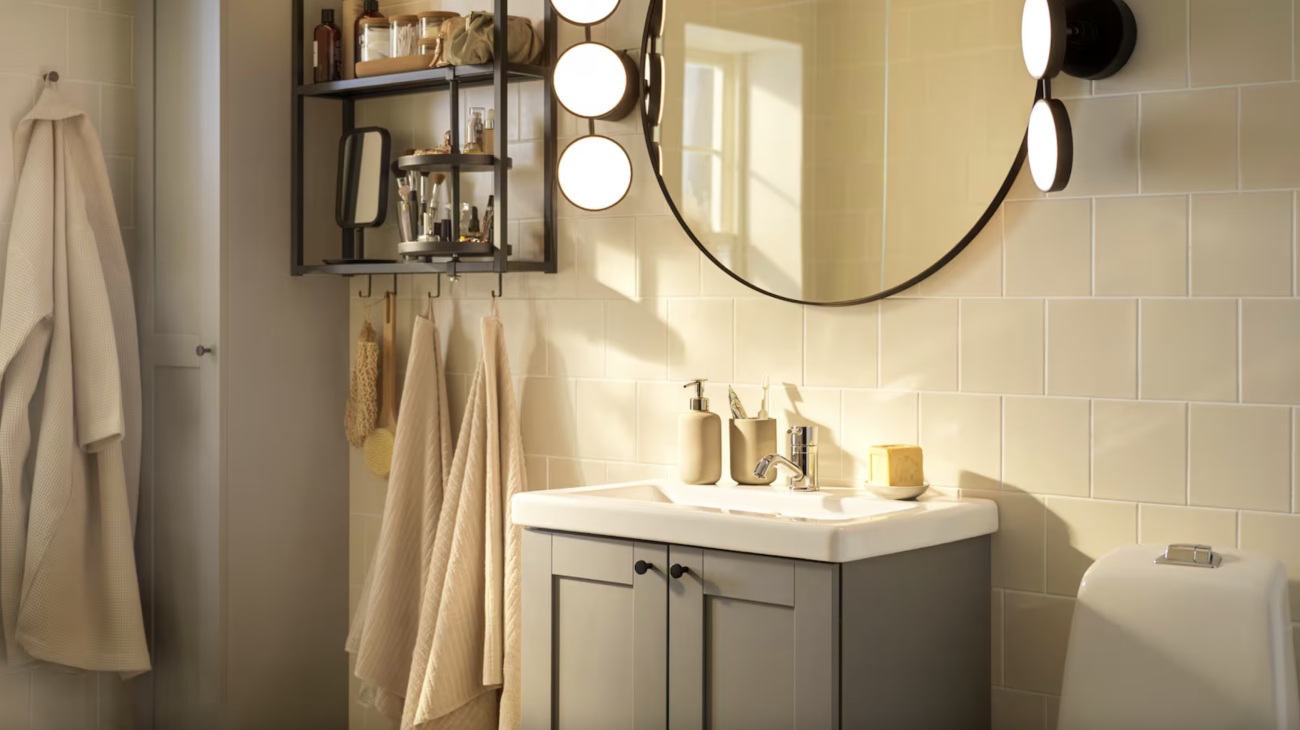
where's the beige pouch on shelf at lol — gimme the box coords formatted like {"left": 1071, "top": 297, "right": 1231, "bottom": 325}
{"left": 442, "top": 12, "right": 544, "bottom": 66}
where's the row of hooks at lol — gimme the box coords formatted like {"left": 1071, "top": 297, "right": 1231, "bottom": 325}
{"left": 356, "top": 272, "right": 504, "bottom": 299}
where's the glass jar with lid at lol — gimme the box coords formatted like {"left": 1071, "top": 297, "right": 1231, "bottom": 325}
{"left": 390, "top": 15, "right": 419, "bottom": 58}
{"left": 417, "top": 11, "right": 460, "bottom": 66}
{"left": 358, "top": 17, "right": 391, "bottom": 63}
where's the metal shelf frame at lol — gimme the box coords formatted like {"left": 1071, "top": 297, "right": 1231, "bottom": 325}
{"left": 290, "top": 0, "right": 559, "bottom": 279}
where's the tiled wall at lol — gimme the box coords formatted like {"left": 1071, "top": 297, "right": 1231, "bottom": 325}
{"left": 348, "top": 1, "right": 1300, "bottom": 729}
{"left": 0, "top": 1, "right": 136, "bottom": 728}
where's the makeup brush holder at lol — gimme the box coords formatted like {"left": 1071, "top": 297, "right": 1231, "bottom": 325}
{"left": 730, "top": 418, "right": 777, "bottom": 485}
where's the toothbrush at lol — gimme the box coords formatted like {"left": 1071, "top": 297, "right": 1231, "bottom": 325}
{"left": 758, "top": 375, "right": 770, "bottom": 419}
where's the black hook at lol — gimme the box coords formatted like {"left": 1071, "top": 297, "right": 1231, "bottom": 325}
{"left": 358, "top": 274, "right": 399, "bottom": 298}
{"left": 490, "top": 272, "right": 503, "bottom": 299}
{"left": 428, "top": 274, "right": 442, "bottom": 299}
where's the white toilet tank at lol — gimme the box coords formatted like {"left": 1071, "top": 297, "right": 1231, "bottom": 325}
{"left": 1057, "top": 543, "right": 1299, "bottom": 730}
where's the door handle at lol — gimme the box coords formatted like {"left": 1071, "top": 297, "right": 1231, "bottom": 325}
{"left": 669, "top": 564, "right": 689, "bottom": 579}
{"left": 634, "top": 560, "right": 653, "bottom": 575}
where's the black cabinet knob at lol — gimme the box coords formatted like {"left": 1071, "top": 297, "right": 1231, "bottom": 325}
{"left": 634, "top": 560, "right": 653, "bottom": 575}
{"left": 669, "top": 564, "right": 689, "bottom": 579}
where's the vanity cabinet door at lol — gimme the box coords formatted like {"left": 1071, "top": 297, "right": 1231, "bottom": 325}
{"left": 522, "top": 530, "right": 669, "bottom": 730}
{"left": 667, "top": 547, "right": 840, "bottom": 730}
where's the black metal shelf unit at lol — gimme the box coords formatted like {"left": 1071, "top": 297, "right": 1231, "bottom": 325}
{"left": 290, "top": 0, "right": 558, "bottom": 279}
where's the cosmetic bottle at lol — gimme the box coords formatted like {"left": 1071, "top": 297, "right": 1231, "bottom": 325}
{"left": 313, "top": 9, "right": 342, "bottom": 83}
{"left": 679, "top": 380, "right": 721, "bottom": 485}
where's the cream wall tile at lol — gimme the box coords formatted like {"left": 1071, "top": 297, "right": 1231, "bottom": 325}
{"left": 525, "top": 455, "right": 548, "bottom": 492}
{"left": 991, "top": 589, "right": 1004, "bottom": 686}
{"left": 1094, "top": 196, "right": 1188, "bottom": 297}
{"left": 920, "top": 393, "right": 1001, "bottom": 490}
{"left": 1055, "top": 96, "right": 1139, "bottom": 197}
{"left": 1093, "top": 0, "right": 1189, "bottom": 94}
{"left": 772, "top": 386, "right": 842, "bottom": 480}
{"left": 636, "top": 215, "right": 700, "bottom": 297}
{"left": 843, "top": 391, "right": 918, "bottom": 483}
{"left": 607, "top": 462, "right": 673, "bottom": 482}
{"left": 1140, "top": 88, "right": 1238, "bottom": 193}
{"left": 1047, "top": 300, "right": 1138, "bottom": 399}
{"left": 0, "top": 4, "right": 66, "bottom": 77}
{"left": 101, "top": 84, "right": 134, "bottom": 156}
{"left": 668, "top": 299, "right": 733, "bottom": 383}
{"left": 1191, "top": 193, "right": 1293, "bottom": 297}
{"left": 880, "top": 299, "right": 958, "bottom": 391}
{"left": 548, "top": 459, "right": 608, "bottom": 490}
{"left": 1094, "top": 400, "right": 1188, "bottom": 504}
{"left": 1005, "top": 397, "right": 1091, "bottom": 497}
{"left": 1242, "top": 84, "right": 1300, "bottom": 190}
{"left": 1139, "top": 299, "right": 1238, "bottom": 402}
{"left": 518, "top": 378, "right": 577, "bottom": 458}
{"left": 1004, "top": 200, "right": 1092, "bottom": 297}
{"left": 700, "top": 257, "right": 761, "bottom": 297}
{"left": 519, "top": 232, "right": 576, "bottom": 298}
{"left": 606, "top": 299, "right": 668, "bottom": 381}
{"left": 1190, "top": 404, "right": 1292, "bottom": 512}
{"left": 916, "top": 208, "right": 1003, "bottom": 297}
{"left": 496, "top": 299, "right": 547, "bottom": 376}
{"left": 1004, "top": 592, "right": 1075, "bottom": 695}
{"left": 572, "top": 217, "right": 637, "bottom": 298}
{"left": 992, "top": 688, "right": 1047, "bottom": 730}
{"left": 970, "top": 490, "right": 1047, "bottom": 592}
{"left": 547, "top": 300, "right": 605, "bottom": 378}
{"left": 637, "top": 381, "right": 679, "bottom": 465}
{"left": 961, "top": 299, "right": 1044, "bottom": 395}
{"left": 1045, "top": 497, "right": 1138, "bottom": 596}
{"left": 576, "top": 380, "right": 637, "bottom": 462}
{"left": 1189, "top": 0, "right": 1291, "bottom": 86}
{"left": 0, "top": 75, "right": 37, "bottom": 226}
{"left": 69, "top": 9, "right": 132, "bottom": 84}
{"left": 805, "top": 305, "right": 878, "bottom": 388}
{"left": 1240, "top": 511, "right": 1300, "bottom": 614}
{"left": 734, "top": 298, "right": 803, "bottom": 386}
{"left": 1242, "top": 300, "right": 1300, "bottom": 405}
{"left": 1139, "top": 504, "right": 1237, "bottom": 546}
{"left": 1295, "top": 408, "right": 1299, "bottom": 513}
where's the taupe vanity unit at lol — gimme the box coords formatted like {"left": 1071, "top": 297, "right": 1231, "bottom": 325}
{"left": 514, "top": 481, "right": 999, "bottom": 729}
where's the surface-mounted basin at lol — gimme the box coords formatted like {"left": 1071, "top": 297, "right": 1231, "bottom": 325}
{"left": 511, "top": 480, "right": 998, "bottom": 563}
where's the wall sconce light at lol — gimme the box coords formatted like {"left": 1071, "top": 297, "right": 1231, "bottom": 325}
{"left": 1020, "top": 0, "right": 1136, "bottom": 191}
{"left": 551, "top": 0, "right": 620, "bottom": 25}
{"left": 554, "top": 42, "right": 639, "bottom": 120}
{"left": 550, "top": 0, "right": 643, "bottom": 210}
{"left": 558, "top": 135, "right": 633, "bottom": 211}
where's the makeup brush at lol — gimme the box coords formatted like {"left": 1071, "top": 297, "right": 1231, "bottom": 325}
{"left": 390, "top": 160, "right": 414, "bottom": 242}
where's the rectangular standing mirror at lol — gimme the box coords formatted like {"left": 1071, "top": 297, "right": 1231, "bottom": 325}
{"left": 336, "top": 127, "right": 390, "bottom": 229}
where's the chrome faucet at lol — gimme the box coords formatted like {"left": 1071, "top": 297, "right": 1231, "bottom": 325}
{"left": 754, "top": 426, "right": 819, "bottom": 491}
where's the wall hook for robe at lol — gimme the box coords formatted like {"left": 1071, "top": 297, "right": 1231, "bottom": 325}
{"left": 490, "top": 272, "right": 503, "bottom": 299}
{"left": 428, "top": 274, "right": 442, "bottom": 299}
{"left": 357, "top": 274, "right": 398, "bottom": 299}
{"left": 43, "top": 71, "right": 59, "bottom": 86}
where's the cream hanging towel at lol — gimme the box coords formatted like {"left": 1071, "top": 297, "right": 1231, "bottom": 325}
{"left": 402, "top": 306, "right": 527, "bottom": 730}
{"left": 347, "top": 298, "right": 453, "bottom": 720}
{"left": 0, "top": 86, "right": 146, "bottom": 673}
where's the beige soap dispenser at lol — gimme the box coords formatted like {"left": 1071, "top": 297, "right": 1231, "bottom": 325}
{"left": 679, "top": 379, "right": 722, "bottom": 485}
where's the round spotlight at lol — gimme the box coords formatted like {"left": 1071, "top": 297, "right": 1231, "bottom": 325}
{"left": 1021, "top": 0, "right": 1064, "bottom": 80}
{"left": 551, "top": 0, "right": 620, "bottom": 26}
{"left": 554, "top": 43, "right": 639, "bottom": 119}
{"left": 1027, "top": 98, "right": 1073, "bottom": 192}
{"left": 1021, "top": 0, "right": 1137, "bottom": 81}
{"left": 559, "top": 136, "right": 633, "bottom": 211}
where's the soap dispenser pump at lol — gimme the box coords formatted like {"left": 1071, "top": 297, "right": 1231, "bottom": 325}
{"left": 679, "top": 379, "right": 721, "bottom": 485}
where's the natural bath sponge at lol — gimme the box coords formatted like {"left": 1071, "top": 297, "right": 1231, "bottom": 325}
{"left": 345, "top": 320, "right": 380, "bottom": 447}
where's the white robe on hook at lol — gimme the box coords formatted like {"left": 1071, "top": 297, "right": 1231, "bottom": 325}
{"left": 0, "top": 86, "right": 147, "bottom": 674}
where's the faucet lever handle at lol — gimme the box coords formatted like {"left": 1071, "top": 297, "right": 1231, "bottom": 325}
{"left": 788, "top": 425, "right": 818, "bottom": 450}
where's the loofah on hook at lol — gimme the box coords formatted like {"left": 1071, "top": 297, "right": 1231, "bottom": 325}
{"left": 345, "top": 319, "right": 381, "bottom": 447}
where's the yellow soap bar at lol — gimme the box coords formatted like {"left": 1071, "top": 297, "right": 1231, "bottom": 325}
{"left": 868, "top": 445, "right": 924, "bottom": 487}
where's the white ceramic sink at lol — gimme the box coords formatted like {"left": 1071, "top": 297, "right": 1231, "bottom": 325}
{"left": 511, "top": 480, "right": 998, "bottom": 563}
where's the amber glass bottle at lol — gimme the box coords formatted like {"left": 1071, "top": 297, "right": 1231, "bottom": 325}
{"left": 313, "top": 9, "right": 342, "bottom": 83}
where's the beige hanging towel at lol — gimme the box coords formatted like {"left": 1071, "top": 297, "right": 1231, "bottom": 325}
{"left": 401, "top": 307, "right": 528, "bottom": 730}
{"left": 347, "top": 299, "right": 453, "bottom": 720}
{"left": 0, "top": 86, "right": 146, "bottom": 674}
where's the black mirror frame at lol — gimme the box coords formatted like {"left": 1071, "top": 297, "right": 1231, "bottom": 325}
{"left": 638, "top": 0, "right": 1038, "bottom": 307}
{"left": 336, "top": 126, "right": 391, "bottom": 230}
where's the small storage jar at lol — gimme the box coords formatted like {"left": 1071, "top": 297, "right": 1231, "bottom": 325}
{"left": 358, "top": 17, "right": 391, "bottom": 62}
{"left": 389, "top": 14, "right": 419, "bottom": 58}
{"left": 418, "top": 11, "right": 460, "bottom": 66}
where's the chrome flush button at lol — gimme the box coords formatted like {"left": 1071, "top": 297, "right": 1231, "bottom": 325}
{"left": 1154, "top": 543, "right": 1222, "bottom": 569}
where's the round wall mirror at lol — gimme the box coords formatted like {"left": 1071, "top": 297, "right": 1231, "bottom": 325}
{"left": 642, "top": 0, "right": 1036, "bottom": 305}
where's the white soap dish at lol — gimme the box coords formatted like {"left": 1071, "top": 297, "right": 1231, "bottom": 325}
{"left": 863, "top": 481, "right": 930, "bottom": 501}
